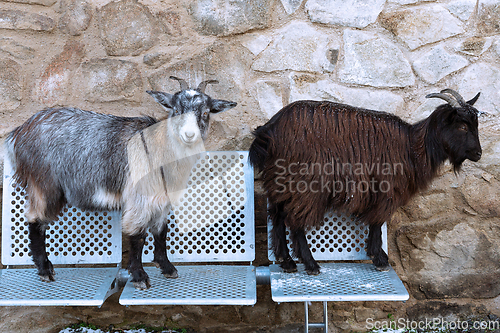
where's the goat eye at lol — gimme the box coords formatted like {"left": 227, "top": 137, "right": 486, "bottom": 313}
{"left": 458, "top": 124, "right": 468, "bottom": 132}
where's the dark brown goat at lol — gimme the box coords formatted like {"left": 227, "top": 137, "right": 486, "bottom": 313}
{"left": 249, "top": 89, "right": 482, "bottom": 274}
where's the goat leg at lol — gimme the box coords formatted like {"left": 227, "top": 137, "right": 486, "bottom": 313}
{"left": 270, "top": 202, "right": 297, "bottom": 273}
{"left": 152, "top": 223, "right": 178, "bottom": 278}
{"left": 29, "top": 220, "right": 55, "bottom": 282}
{"left": 128, "top": 232, "right": 151, "bottom": 290}
{"left": 291, "top": 229, "right": 320, "bottom": 275}
{"left": 367, "top": 224, "right": 389, "bottom": 272}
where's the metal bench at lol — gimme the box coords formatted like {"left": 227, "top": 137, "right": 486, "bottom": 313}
{"left": 0, "top": 155, "right": 122, "bottom": 306}
{"left": 267, "top": 212, "right": 409, "bottom": 332}
{"left": 119, "top": 151, "right": 256, "bottom": 305}
{"left": 0, "top": 151, "right": 256, "bottom": 307}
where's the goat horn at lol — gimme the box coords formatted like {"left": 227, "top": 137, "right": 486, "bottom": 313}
{"left": 426, "top": 93, "right": 461, "bottom": 108}
{"left": 169, "top": 76, "right": 189, "bottom": 90}
{"left": 197, "top": 80, "right": 219, "bottom": 94}
{"left": 440, "top": 89, "right": 467, "bottom": 107}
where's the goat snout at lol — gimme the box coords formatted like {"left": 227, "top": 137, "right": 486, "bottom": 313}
{"left": 181, "top": 130, "right": 199, "bottom": 144}
{"left": 473, "top": 150, "right": 482, "bottom": 161}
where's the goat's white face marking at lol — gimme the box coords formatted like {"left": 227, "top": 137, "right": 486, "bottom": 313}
{"left": 171, "top": 112, "right": 202, "bottom": 145}
{"left": 186, "top": 89, "right": 199, "bottom": 97}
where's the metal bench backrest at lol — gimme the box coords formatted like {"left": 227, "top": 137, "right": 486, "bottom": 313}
{"left": 142, "top": 151, "right": 255, "bottom": 263}
{"left": 2, "top": 156, "right": 123, "bottom": 266}
{"left": 268, "top": 211, "right": 387, "bottom": 262}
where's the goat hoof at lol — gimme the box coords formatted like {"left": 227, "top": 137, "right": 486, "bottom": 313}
{"left": 375, "top": 265, "right": 390, "bottom": 272}
{"left": 280, "top": 258, "right": 298, "bottom": 273}
{"left": 163, "top": 270, "right": 178, "bottom": 279}
{"left": 39, "top": 274, "right": 55, "bottom": 282}
{"left": 305, "top": 266, "right": 321, "bottom": 275}
{"left": 282, "top": 266, "right": 298, "bottom": 273}
{"left": 133, "top": 280, "right": 151, "bottom": 290}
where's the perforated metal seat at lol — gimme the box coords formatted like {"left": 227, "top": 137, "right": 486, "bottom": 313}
{"left": 119, "top": 151, "right": 256, "bottom": 306}
{"left": 268, "top": 212, "right": 409, "bottom": 332}
{"left": 1, "top": 157, "right": 122, "bottom": 306}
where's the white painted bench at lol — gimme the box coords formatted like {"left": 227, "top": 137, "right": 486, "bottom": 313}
{"left": 0, "top": 151, "right": 256, "bottom": 307}
{"left": 267, "top": 213, "right": 409, "bottom": 332}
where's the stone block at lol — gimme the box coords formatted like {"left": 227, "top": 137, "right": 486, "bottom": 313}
{"left": 143, "top": 52, "right": 172, "bottom": 68}
{"left": 381, "top": 5, "right": 464, "bottom": 50}
{"left": 478, "top": 0, "right": 500, "bottom": 34}
{"left": 447, "top": 0, "right": 476, "bottom": 21}
{"left": 190, "top": 0, "right": 272, "bottom": 36}
{"left": 289, "top": 74, "right": 405, "bottom": 113}
{"left": 456, "top": 37, "right": 493, "bottom": 56}
{"left": 58, "top": 0, "right": 92, "bottom": 36}
{"left": 461, "top": 174, "right": 500, "bottom": 217}
{"left": 0, "top": 10, "right": 55, "bottom": 31}
{"left": 255, "top": 80, "right": 283, "bottom": 119}
{"left": 99, "top": 0, "right": 159, "bottom": 56}
{"left": 0, "top": 37, "right": 34, "bottom": 59}
{"left": 306, "top": 0, "right": 385, "bottom": 28}
{"left": 80, "top": 58, "right": 143, "bottom": 103}
{"left": 412, "top": 45, "right": 468, "bottom": 84}
{"left": 252, "top": 21, "right": 337, "bottom": 73}
{"left": 459, "top": 63, "right": 500, "bottom": 116}
{"left": 280, "top": 0, "right": 303, "bottom": 15}
{"left": 0, "top": 0, "right": 56, "bottom": 6}
{"left": 396, "top": 218, "right": 500, "bottom": 299}
{"left": 34, "top": 41, "right": 85, "bottom": 106}
{"left": 338, "top": 29, "right": 414, "bottom": 88}
{"left": 0, "top": 58, "right": 22, "bottom": 111}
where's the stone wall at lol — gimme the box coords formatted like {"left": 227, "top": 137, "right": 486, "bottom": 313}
{"left": 1, "top": 0, "right": 500, "bottom": 332}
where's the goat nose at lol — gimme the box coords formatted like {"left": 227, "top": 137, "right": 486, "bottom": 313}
{"left": 185, "top": 131, "right": 195, "bottom": 139}
{"left": 476, "top": 151, "right": 482, "bottom": 158}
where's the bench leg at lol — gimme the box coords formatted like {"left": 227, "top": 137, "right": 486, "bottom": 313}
{"left": 304, "top": 301, "right": 328, "bottom": 333}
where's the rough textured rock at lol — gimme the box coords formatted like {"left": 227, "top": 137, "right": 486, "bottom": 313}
{"left": 58, "top": 0, "right": 92, "bottom": 36}
{"left": 446, "top": 0, "right": 476, "bottom": 21}
{"left": 338, "top": 29, "right": 415, "bottom": 87}
{"left": 461, "top": 174, "right": 500, "bottom": 217}
{"left": 0, "top": 58, "right": 22, "bottom": 111}
{"left": 143, "top": 52, "right": 172, "bottom": 68}
{"left": 255, "top": 80, "right": 283, "bottom": 119}
{"left": 456, "top": 37, "right": 493, "bottom": 56}
{"left": 280, "top": 0, "right": 303, "bottom": 15}
{"left": 305, "top": 0, "right": 386, "bottom": 28}
{"left": 80, "top": 58, "right": 143, "bottom": 103}
{"left": 381, "top": 5, "right": 464, "bottom": 50}
{"left": 99, "top": 0, "right": 159, "bottom": 56}
{"left": 397, "top": 219, "right": 500, "bottom": 299}
{"left": 388, "top": 0, "right": 434, "bottom": 4}
{"left": 252, "top": 21, "right": 337, "bottom": 73}
{"left": 0, "top": 10, "right": 55, "bottom": 31}
{"left": 156, "top": 9, "right": 183, "bottom": 37}
{"left": 478, "top": 0, "right": 500, "bottom": 34}
{"left": 189, "top": 0, "right": 272, "bottom": 36}
{"left": 34, "top": 41, "right": 85, "bottom": 106}
{"left": 0, "top": 37, "right": 34, "bottom": 59}
{"left": 241, "top": 33, "right": 272, "bottom": 56}
{"left": 459, "top": 63, "right": 500, "bottom": 116}
{"left": 0, "top": 0, "right": 56, "bottom": 6}
{"left": 289, "top": 74, "right": 405, "bottom": 113}
{"left": 412, "top": 45, "right": 468, "bottom": 84}
{"left": 402, "top": 192, "right": 456, "bottom": 221}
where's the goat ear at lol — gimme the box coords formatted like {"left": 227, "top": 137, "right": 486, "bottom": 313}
{"left": 210, "top": 99, "right": 237, "bottom": 114}
{"left": 467, "top": 92, "right": 480, "bottom": 106}
{"left": 147, "top": 90, "right": 175, "bottom": 112}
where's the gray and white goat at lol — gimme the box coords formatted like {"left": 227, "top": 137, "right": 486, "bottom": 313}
{"left": 5, "top": 76, "right": 237, "bottom": 289}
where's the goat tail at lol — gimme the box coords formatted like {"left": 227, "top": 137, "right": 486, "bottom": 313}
{"left": 248, "top": 124, "right": 272, "bottom": 172}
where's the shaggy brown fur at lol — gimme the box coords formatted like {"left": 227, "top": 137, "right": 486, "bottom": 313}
{"left": 249, "top": 91, "right": 482, "bottom": 274}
